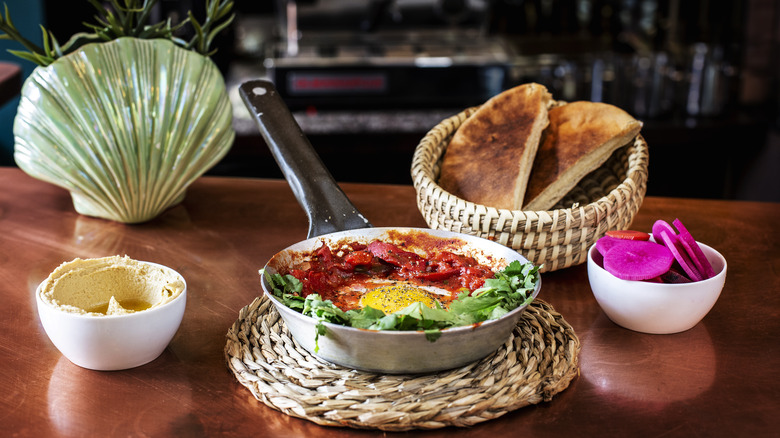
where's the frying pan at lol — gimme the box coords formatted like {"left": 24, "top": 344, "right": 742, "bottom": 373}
{"left": 240, "top": 80, "right": 541, "bottom": 374}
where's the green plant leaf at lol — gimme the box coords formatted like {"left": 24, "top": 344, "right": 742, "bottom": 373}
{"left": 0, "top": 0, "right": 233, "bottom": 65}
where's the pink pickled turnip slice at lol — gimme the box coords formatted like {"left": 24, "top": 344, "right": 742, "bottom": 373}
{"left": 660, "top": 266, "right": 693, "bottom": 284}
{"left": 652, "top": 219, "right": 677, "bottom": 242}
{"left": 656, "top": 230, "right": 704, "bottom": 282}
{"left": 592, "top": 248, "right": 605, "bottom": 268}
{"left": 672, "top": 218, "right": 716, "bottom": 279}
{"left": 603, "top": 240, "right": 675, "bottom": 281}
{"left": 596, "top": 235, "right": 626, "bottom": 256}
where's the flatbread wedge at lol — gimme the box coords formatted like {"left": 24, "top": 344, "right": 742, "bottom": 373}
{"left": 522, "top": 101, "right": 642, "bottom": 211}
{"left": 438, "top": 83, "right": 552, "bottom": 210}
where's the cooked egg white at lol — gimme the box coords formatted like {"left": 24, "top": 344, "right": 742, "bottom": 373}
{"left": 357, "top": 280, "right": 450, "bottom": 314}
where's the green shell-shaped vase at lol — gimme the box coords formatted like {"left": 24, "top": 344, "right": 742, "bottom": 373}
{"left": 13, "top": 37, "right": 235, "bottom": 223}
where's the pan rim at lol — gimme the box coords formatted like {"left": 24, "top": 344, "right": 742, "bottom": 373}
{"left": 260, "top": 226, "right": 542, "bottom": 337}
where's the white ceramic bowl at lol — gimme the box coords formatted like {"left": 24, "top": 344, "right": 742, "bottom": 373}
{"left": 36, "top": 261, "right": 186, "bottom": 370}
{"left": 587, "top": 239, "right": 727, "bottom": 334}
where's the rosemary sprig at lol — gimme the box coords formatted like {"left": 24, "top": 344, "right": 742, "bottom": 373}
{"left": 0, "top": 0, "right": 234, "bottom": 66}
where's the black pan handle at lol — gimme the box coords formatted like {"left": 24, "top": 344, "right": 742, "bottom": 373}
{"left": 239, "top": 80, "right": 372, "bottom": 238}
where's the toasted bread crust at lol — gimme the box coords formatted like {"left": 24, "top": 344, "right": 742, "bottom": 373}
{"left": 522, "top": 101, "right": 642, "bottom": 211}
{"left": 438, "top": 83, "right": 551, "bottom": 210}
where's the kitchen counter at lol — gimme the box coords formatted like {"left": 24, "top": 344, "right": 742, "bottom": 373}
{"left": 1, "top": 167, "right": 778, "bottom": 437}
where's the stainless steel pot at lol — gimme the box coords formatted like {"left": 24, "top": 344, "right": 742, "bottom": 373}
{"left": 240, "top": 80, "right": 541, "bottom": 374}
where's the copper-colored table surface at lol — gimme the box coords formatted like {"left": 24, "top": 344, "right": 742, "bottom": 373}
{"left": 1, "top": 167, "right": 778, "bottom": 437}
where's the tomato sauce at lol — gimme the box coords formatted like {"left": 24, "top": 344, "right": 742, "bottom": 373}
{"left": 282, "top": 239, "right": 495, "bottom": 311}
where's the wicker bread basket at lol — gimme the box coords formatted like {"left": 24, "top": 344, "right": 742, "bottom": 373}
{"left": 411, "top": 105, "right": 649, "bottom": 272}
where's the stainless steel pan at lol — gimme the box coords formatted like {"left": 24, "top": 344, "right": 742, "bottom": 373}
{"left": 240, "top": 80, "right": 541, "bottom": 374}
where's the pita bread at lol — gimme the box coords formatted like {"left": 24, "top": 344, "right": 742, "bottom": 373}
{"left": 522, "top": 101, "right": 642, "bottom": 211}
{"left": 437, "top": 83, "right": 551, "bottom": 210}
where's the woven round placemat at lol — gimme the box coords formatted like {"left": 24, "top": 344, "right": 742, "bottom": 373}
{"left": 225, "top": 295, "right": 580, "bottom": 431}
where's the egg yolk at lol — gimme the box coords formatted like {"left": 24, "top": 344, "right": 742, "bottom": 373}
{"left": 360, "top": 284, "right": 440, "bottom": 314}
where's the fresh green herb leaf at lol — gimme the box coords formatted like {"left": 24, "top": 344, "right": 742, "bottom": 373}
{"left": 0, "top": 0, "right": 233, "bottom": 66}
{"left": 424, "top": 329, "right": 442, "bottom": 342}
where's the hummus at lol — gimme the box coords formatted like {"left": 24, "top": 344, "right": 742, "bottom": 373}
{"left": 39, "top": 255, "right": 185, "bottom": 316}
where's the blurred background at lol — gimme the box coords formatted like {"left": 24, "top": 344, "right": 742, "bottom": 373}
{"left": 1, "top": 0, "right": 778, "bottom": 202}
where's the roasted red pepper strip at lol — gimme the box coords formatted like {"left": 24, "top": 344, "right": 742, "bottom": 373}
{"left": 314, "top": 243, "right": 334, "bottom": 265}
{"left": 343, "top": 250, "right": 373, "bottom": 267}
{"left": 367, "top": 241, "right": 422, "bottom": 266}
{"left": 413, "top": 267, "right": 460, "bottom": 281}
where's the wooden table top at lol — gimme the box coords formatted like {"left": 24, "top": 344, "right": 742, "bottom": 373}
{"left": 1, "top": 167, "right": 778, "bottom": 437}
